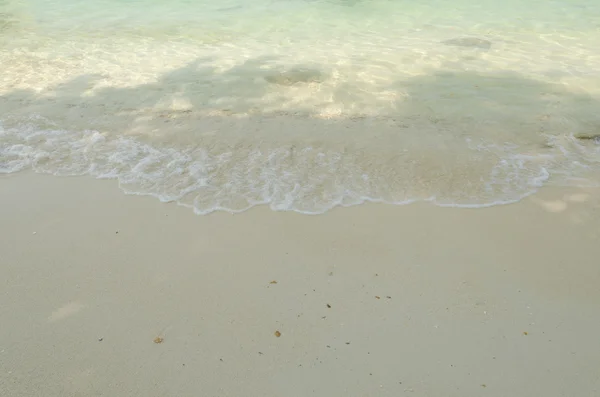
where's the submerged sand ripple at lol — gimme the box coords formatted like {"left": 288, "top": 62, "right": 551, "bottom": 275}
{"left": 442, "top": 37, "right": 492, "bottom": 50}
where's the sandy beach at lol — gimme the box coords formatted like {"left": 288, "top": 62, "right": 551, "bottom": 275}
{"left": 3, "top": 1, "right": 600, "bottom": 395}
{"left": 1, "top": 173, "right": 599, "bottom": 396}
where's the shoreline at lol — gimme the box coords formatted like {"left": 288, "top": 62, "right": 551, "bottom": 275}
{"left": 1, "top": 173, "right": 600, "bottom": 396}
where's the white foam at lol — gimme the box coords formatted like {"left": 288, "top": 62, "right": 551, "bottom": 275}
{"left": 3, "top": 118, "right": 595, "bottom": 215}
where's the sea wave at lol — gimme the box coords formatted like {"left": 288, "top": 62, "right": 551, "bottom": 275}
{"left": 4, "top": 116, "right": 595, "bottom": 215}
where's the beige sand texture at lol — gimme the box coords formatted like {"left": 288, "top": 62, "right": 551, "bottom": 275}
{"left": 1, "top": 173, "right": 600, "bottom": 397}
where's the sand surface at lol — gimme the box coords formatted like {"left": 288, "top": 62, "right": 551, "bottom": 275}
{"left": 1, "top": 173, "right": 600, "bottom": 396}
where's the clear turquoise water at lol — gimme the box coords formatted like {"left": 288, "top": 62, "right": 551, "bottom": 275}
{"left": 1, "top": 0, "right": 600, "bottom": 213}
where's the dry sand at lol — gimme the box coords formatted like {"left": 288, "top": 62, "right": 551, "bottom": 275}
{"left": 1, "top": 173, "right": 599, "bottom": 397}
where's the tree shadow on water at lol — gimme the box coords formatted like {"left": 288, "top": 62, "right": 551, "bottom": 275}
{"left": 1, "top": 55, "right": 327, "bottom": 139}
{"left": 1, "top": 54, "right": 599, "bottom": 149}
{"left": 386, "top": 70, "right": 600, "bottom": 146}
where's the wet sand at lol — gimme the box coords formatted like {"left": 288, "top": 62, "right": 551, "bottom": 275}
{"left": 1, "top": 173, "right": 599, "bottom": 397}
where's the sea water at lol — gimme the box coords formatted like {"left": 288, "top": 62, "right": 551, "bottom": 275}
{"left": 1, "top": 0, "right": 599, "bottom": 213}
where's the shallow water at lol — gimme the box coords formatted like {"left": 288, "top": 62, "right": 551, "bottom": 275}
{"left": 1, "top": 0, "right": 600, "bottom": 213}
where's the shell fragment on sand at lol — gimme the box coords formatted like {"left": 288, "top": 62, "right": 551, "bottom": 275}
{"left": 574, "top": 132, "right": 600, "bottom": 141}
